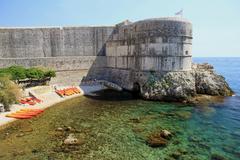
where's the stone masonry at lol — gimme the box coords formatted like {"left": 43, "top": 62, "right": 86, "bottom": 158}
{"left": 0, "top": 17, "right": 193, "bottom": 92}
{"left": 84, "top": 17, "right": 193, "bottom": 91}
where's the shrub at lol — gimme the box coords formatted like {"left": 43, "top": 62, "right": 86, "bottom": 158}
{"left": 0, "top": 65, "right": 56, "bottom": 111}
{"left": 44, "top": 70, "right": 56, "bottom": 78}
{"left": 0, "top": 66, "right": 56, "bottom": 80}
{"left": 0, "top": 76, "right": 21, "bottom": 111}
{"left": 0, "top": 65, "right": 26, "bottom": 80}
{"left": 7, "top": 66, "right": 26, "bottom": 80}
{"left": 26, "top": 68, "right": 45, "bottom": 79}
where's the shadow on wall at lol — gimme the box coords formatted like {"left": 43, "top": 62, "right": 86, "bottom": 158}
{"left": 80, "top": 28, "right": 117, "bottom": 85}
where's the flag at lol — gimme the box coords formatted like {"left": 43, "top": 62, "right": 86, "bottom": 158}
{"left": 175, "top": 9, "right": 183, "bottom": 16}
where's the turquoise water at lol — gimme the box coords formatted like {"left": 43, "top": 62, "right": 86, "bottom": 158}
{"left": 192, "top": 57, "right": 240, "bottom": 159}
{"left": 0, "top": 57, "right": 239, "bottom": 160}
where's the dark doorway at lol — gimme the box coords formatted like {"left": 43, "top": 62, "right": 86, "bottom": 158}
{"left": 132, "top": 82, "right": 141, "bottom": 97}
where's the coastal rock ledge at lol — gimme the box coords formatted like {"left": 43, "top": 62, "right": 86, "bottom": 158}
{"left": 141, "top": 63, "right": 233, "bottom": 103}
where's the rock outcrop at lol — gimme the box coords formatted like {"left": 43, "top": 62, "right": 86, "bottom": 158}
{"left": 141, "top": 63, "right": 233, "bottom": 103}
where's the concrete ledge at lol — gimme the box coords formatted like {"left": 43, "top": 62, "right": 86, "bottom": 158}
{"left": 0, "top": 56, "right": 106, "bottom": 71}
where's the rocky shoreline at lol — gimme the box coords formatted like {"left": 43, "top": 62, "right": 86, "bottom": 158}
{"left": 141, "top": 63, "right": 233, "bottom": 103}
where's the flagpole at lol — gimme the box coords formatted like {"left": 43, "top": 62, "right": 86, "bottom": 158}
{"left": 175, "top": 9, "right": 183, "bottom": 18}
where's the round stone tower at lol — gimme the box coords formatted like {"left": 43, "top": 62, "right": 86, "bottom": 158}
{"left": 106, "top": 17, "right": 192, "bottom": 72}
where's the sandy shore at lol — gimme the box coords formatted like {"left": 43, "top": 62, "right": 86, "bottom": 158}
{"left": 0, "top": 85, "right": 105, "bottom": 129}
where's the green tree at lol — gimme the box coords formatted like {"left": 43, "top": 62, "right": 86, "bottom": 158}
{"left": 0, "top": 76, "right": 21, "bottom": 111}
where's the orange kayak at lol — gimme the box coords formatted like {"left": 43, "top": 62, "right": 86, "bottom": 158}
{"left": 28, "top": 101, "right": 36, "bottom": 105}
{"left": 26, "top": 97, "right": 33, "bottom": 101}
{"left": 56, "top": 87, "right": 81, "bottom": 96}
{"left": 20, "top": 109, "right": 44, "bottom": 112}
{"left": 34, "top": 98, "right": 42, "bottom": 103}
{"left": 56, "top": 90, "right": 64, "bottom": 97}
{"left": 6, "top": 114, "right": 33, "bottom": 119}
{"left": 6, "top": 109, "right": 44, "bottom": 119}
{"left": 15, "top": 111, "right": 42, "bottom": 116}
{"left": 20, "top": 100, "right": 27, "bottom": 104}
{"left": 19, "top": 97, "right": 42, "bottom": 105}
{"left": 9, "top": 113, "right": 38, "bottom": 117}
{"left": 73, "top": 88, "right": 80, "bottom": 93}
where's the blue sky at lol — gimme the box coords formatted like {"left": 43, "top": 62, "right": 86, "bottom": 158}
{"left": 1, "top": 0, "right": 240, "bottom": 57}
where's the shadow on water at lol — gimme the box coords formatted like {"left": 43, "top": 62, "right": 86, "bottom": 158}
{"left": 84, "top": 89, "right": 140, "bottom": 101}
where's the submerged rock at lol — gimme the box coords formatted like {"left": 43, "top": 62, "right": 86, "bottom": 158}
{"left": 64, "top": 134, "right": 82, "bottom": 145}
{"left": 170, "top": 151, "right": 182, "bottom": 159}
{"left": 211, "top": 153, "right": 227, "bottom": 160}
{"left": 188, "top": 136, "right": 201, "bottom": 142}
{"left": 147, "top": 134, "right": 168, "bottom": 147}
{"left": 16, "top": 133, "right": 25, "bottom": 137}
{"left": 132, "top": 127, "right": 144, "bottom": 133}
{"left": 200, "top": 106, "right": 216, "bottom": 117}
{"left": 56, "top": 127, "right": 64, "bottom": 132}
{"left": 31, "top": 149, "right": 38, "bottom": 153}
{"left": 129, "top": 117, "right": 141, "bottom": 123}
{"left": 146, "top": 129, "right": 172, "bottom": 147}
{"left": 160, "top": 129, "right": 172, "bottom": 139}
{"left": 175, "top": 111, "right": 192, "bottom": 120}
{"left": 141, "top": 63, "right": 233, "bottom": 103}
{"left": 65, "top": 126, "right": 73, "bottom": 131}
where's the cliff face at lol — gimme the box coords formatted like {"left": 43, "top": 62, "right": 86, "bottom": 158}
{"left": 141, "top": 63, "right": 233, "bottom": 102}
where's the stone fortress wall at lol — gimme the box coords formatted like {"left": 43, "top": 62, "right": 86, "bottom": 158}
{"left": 0, "top": 17, "right": 192, "bottom": 90}
{"left": 0, "top": 26, "right": 114, "bottom": 70}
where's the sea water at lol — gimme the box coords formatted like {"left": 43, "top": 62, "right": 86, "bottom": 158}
{"left": 0, "top": 57, "right": 239, "bottom": 160}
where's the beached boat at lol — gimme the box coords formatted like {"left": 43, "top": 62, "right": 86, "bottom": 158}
{"left": 19, "top": 97, "right": 42, "bottom": 105}
{"left": 6, "top": 114, "right": 33, "bottom": 119}
{"left": 55, "top": 87, "right": 81, "bottom": 97}
{"left": 20, "top": 109, "right": 44, "bottom": 112}
{"left": 5, "top": 109, "right": 44, "bottom": 119}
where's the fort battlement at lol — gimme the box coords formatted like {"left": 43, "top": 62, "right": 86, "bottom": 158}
{"left": 0, "top": 17, "right": 193, "bottom": 91}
